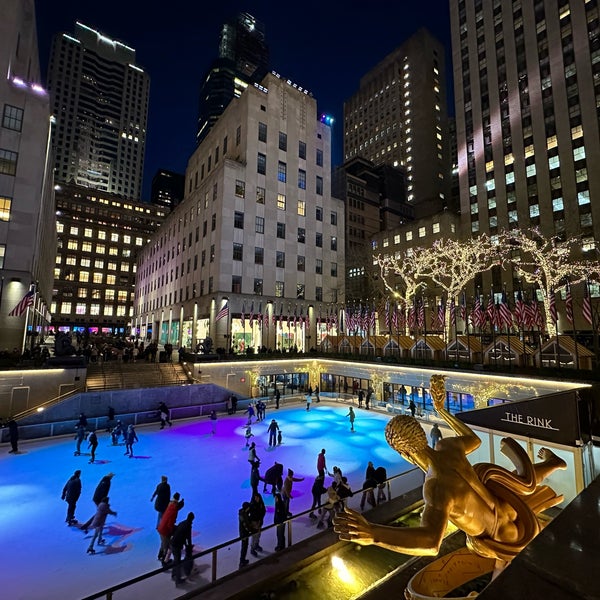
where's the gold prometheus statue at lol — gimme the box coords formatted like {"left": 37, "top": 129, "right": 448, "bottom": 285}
{"left": 334, "top": 374, "right": 566, "bottom": 565}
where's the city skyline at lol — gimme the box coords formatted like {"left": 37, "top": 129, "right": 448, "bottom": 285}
{"left": 35, "top": 1, "right": 452, "bottom": 200}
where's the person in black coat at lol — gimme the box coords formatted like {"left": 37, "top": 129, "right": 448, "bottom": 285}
{"left": 150, "top": 475, "right": 171, "bottom": 527}
{"left": 88, "top": 430, "right": 98, "bottom": 464}
{"left": 170, "top": 512, "right": 194, "bottom": 585}
{"left": 62, "top": 469, "right": 82, "bottom": 525}
{"left": 238, "top": 502, "right": 253, "bottom": 568}
{"left": 309, "top": 474, "right": 327, "bottom": 519}
{"left": 81, "top": 473, "right": 115, "bottom": 532}
{"left": 273, "top": 493, "right": 287, "bottom": 551}
{"left": 7, "top": 419, "right": 19, "bottom": 453}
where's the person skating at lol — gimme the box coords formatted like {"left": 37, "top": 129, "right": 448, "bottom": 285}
{"left": 250, "top": 462, "right": 265, "bottom": 495}
{"left": 170, "top": 512, "right": 195, "bottom": 585}
{"left": 158, "top": 402, "right": 172, "bottom": 428}
{"left": 306, "top": 393, "right": 312, "bottom": 411}
{"left": 74, "top": 424, "right": 86, "bottom": 456}
{"left": 309, "top": 474, "right": 327, "bottom": 519}
{"left": 430, "top": 423, "right": 443, "bottom": 448}
{"left": 238, "top": 501, "right": 253, "bottom": 568}
{"left": 157, "top": 492, "right": 185, "bottom": 563}
{"left": 263, "top": 461, "right": 284, "bottom": 494}
{"left": 86, "top": 496, "right": 117, "bottom": 554}
{"left": 358, "top": 389, "right": 364, "bottom": 408}
{"left": 317, "top": 481, "right": 340, "bottom": 529}
{"left": 245, "top": 403, "right": 256, "bottom": 425}
{"left": 273, "top": 493, "right": 287, "bottom": 550}
{"left": 248, "top": 441, "right": 260, "bottom": 468}
{"left": 7, "top": 419, "right": 19, "bottom": 453}
{"left": 77, "top": 412, "right": 88, "bottom": 428}
{"left": 62, "top": 470, "right": 82, "bottom": 525}
{"left": 282, "top": 468, "right": 304, "bottom": 517}
{"left": 359, "top": 462, "right": 377, "bottom": 511}
{"left": 124, "top": 424, "right": 138, "bottom": 457}
{"left": 151, "top": 475, "right": 171, "bottom": 527}
{"left": 244, "top": 425, "right": 254, "bottom": 447}
{"left": 248, "top": 491, "right": 266, "bottom": 556}
{"left": 317, "top": 448, "right": 327, "bottom": 477}
{"left": 374, "top": 466, "right": 388, "bottom": 504}
{"left": 111, "top": 420, "right": 124, "bottom": 445}
{"left": 210, "top": 410, "right": 218, "bottom": 434}
{"left": 267, "top": 419, "right": 280, "bottom": 447}
{"left": 346, "top": 406, "right": 356, "bottom": 432}
{"left": 409, "top": 398, "right": 416, "bottom": 418}
{"left": 315, "top": 385, "right": 320, "bottom": 403}
{"left": 80, "top": 473, "right": 115, "bottom": 533}
{"left": 87, "top": 430, "right": 98, "bottom": 463}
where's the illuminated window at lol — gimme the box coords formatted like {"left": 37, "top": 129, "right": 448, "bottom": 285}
{"left": 96, "top": 244, "right": 105, "bottom": 254}
{"left": 135, "top": 237, "right": 143, "bottom": 246}
{"left": 433, "top": 222, "right": 440, "bottom": 234}
{"left": 578, "top": 190, "right": 590, "bottom": 205}
{"left": 76, "top": 303, "right": 86, "bottom": 315}
{"left": 105, "top": 289, "right": 115, "bottom": 301}
{"left": 60, "top": 302, "right": 72, "bottom": 314}
{"left": 84, "top": 228, "right": 93, "bottom": 237}
{"left": 106, "top": 274, "right": 116, "bottom": 285}
{"left": 235, "top": 180, "right": 246, "bottom": 197}
{"left": 79, "top": 271, "right": 89, "bottom": 282}
{"left": 90, "top": 304, "right": 100, "bottom": 315}
{"left": 94, "top": 259, "right": 104, "bottom": 269}
{"left": 118, "top": 291, "right": 128, "bottom": 302}
{"left": 275, "top": 281, "right": 284, "bottom": 297}
{"left": 98, "top": 230, "right": 107, "bottom": 240}
{"left": 66, "top": 256, "right": 77, "bottom": 266}
{"left": 0, "top": 148, "right": 17, "bottom": 175}
{"left": 277, "top": 193, "right": 286, "bottom": 210}
{"left": 80, "top": 258, "right": 91, "bottom": 268}
{"left": 108, "top": 262, "right": 117, "bottom": 271}
{"left": 116, "top": 306, "right": 127, "bottom": 316}
{"left": 104, "top": 306, "right": 114, "bottom": 316}
{"left": 67, "top": 240, "right": 78, "bottom": 250}
{"left": 0, "top": 196, "right": 12, "bottom": 221}
{"left": 93, "top": 272, "right": 103, "bottom": 284}
{"left": 120, "top": 263, "right": 130, "bottom": 272}
{"left": 123, "top": 235, "right": 131, "bottom": 244}
{"left": 57, "top": 223, "right": 64, "bottom": 233}
{"left": 109, "top": 247, "right": 119, "bottom": 256}
{"left": 297, "top": 200, "right": 305, "bottom": 216}
{"left": 418, "top": 226, "right": 426, "bottom": 238}
{"left": 78, "top": 288, "right": 87, "bottom": 297}
{"left": 81, "top": 241, "right": 92, "bottom": 252}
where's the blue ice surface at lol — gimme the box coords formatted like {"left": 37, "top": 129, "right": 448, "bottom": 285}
{"left": 0, "top": 403, "right": 410, "bottom": 600}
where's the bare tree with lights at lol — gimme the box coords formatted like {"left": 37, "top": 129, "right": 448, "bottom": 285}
{"left": 504, "top": 229, "right": 600, "bottom": 336}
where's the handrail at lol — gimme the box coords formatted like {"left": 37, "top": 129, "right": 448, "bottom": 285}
{"left": 11, "top": 387, "right": 81, "bottom": 421}
{"left": 81, "top": 467, "right": 422, "bottom": 600}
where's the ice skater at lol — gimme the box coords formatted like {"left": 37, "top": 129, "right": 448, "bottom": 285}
{"left": 317, "top": 448, "right": 327, "bottom": 477}
{"left": 170, "top": 512, "right": 195, "bottom": 585}
{"left": 244, "top": 425, "right": 254, "bottom": 447}
{"left": 124, "top": 424, "right": 138, "bottom": 457}
{"left": 263, "top": 461, "right": 284, "bottom": 494}
{"left": 111, "top": 420, "right": 124, "bottom": 445}
{"left": 210, "top": 410, "right": 218, "bottom": 434}
{"left": 74, "top": 423, "right": 86, "bottom": 456}
{"left": 62, "top": 469, "right": 82, "bottom": 525}
{"left": 267, "top": 419, "right": 280, "bottom": 447}
{"left": 87, "top": 430, "right": 98, "bottom": 463}
{"left": 86, "top": 496, "right": 117, "bottom": 554}
{"left": 282, "top": 468, "right": 304, "bottom": 517}
{"left": 345, "top": 406, "right": 356, "bottom": 432}
{"left": 158, "top": 402, "right": 172, "bottom": 428}
{"left": 7, "top": 419, "right": 19, "bottom": 453}
{"left": 430, "top": 423, "right": 443, "bottom": 448}
{"left": 150, "top": 475, "right": 171, "bottom": 527}
{"left": 306, "top": 392, "right": 312, "bottom": 411}
{"left": 157, "top": 492, "right": 185, "bottom": 564}
{"left": 315, "top": 385, "right": 320, "bottom": 403}
{"left": 248, "top": 441, "right": 260, "bottom": 468}
{"left": 80, "top": 472, "right": 115, "bottom": 533}
{"left": 245, "top": 403, "right": 256, "bottom": 425}
{"left": 309, "top": 474, "right": 327, "bottom": 519}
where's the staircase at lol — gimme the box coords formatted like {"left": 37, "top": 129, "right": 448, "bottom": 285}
{"left": 85, "top": 360, "right": 190, "bottom": 392}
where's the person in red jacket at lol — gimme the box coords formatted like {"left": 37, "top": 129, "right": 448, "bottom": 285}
{"left": 157, "top": 492, "right": 185, "bottom": 564}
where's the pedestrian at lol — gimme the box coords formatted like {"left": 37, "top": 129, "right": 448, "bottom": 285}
{"left": 263, "top": 461, "right": 283, "bottom": 494}
{"left": 316, "top": 481, "right": 340, "bottom": 529}
{"left": 124, "top": 424, "right": 138, "bottom": 457}
{"left": 62, "top": 469, "right": 82, "bottom": 525}
{"left": 80, "top": 472, "right": 115, "bottom": 533}
{"left": 315, "top": 385, "right": 320, "bottom": 403}
{"left": 346, "top": 406, "right": 356, "bottom": 432}
{"left": 210, "top": 410, "right": 218, "bottom": 435}
{"left": 248, "top": 441, "right": 260, "bottom": 467}
{"left": 87, "top": 430, "right": 98, "bottom": 463}
{"left": 111, "top": 420, "right": 124, "bottom": 445}
{"left": 7, "top": 419, "right": 19, "bottom": 453}
{"left": 158, "top": 402, "right": 172, "bottom": 428}
{"left": 430, "top": 423, "right": 443, "bottom": 448}
{"left": 238, "top": 501, "right": 253, "bottom": 568}
{"left": 275, "top": 388, "right": 280, "bottom": 409}
{"left": 309, "top": 474, "right": 327, "bottom": 519}
{"left": 244, "top": 425, "right": 254, "bottom": 447}
{"left": 170, "top": 512, "right": 195, "bottom": 585}
{"left": 250, "top": 462, "right": 264, "bottom": 495}
{"left": 277, "top": 429, "right": 283, "bottom": 445}
{"left": 267, "top": 419, "right": 280, "bottom": 447}
{"left": 157, "top": 492, "right": 185, "bottom": 564}
{"left": 86, "top": 496, "right": 117, "bottom": 554}
{"left": 306, "top": 393, "right": 312, "bottom": 411}
{"left": 358, "top": 389, "right": 364, "bottom": 408}
{"left": 232, "top": 395, "right": 238, "bottom": 413}
{"left": 178, "top": 346, "right": 185, "bottom": 363}
{"left": 282, "top": 468, "right": 304, "bottom": 517}
{"left": 248, "top": 491, "right": 266, "bottom": 556}
{"left": 400, "top": 384, "right": 407, "bottom": 403}
{"left": 151, "top": 475, "right": 171, "bottom": 527}
{"left": 374, "top": 466, "right": 388, "bottom": 503}
{"left": 359, "top": 462, "right": 377, "bottom": 511}
{"left": 409, "top": 398, "right": 417, "bottom": 418}
{"left": 365, "top": 388, "right": 372, "bottom": 410}
{"left": 74, "top": 424, "right": 86, "bottom": 456}
{"left": 226, "top": 395, "right": 233, "bottom": 415}
{"left": 273, "top": 492, "right": 287, "bottom": 551}
{"left": 106, "top": 406, "right": 115, "bottom": 432}
{"left": 317, "top": 448, "right": 327, "bottom": 477}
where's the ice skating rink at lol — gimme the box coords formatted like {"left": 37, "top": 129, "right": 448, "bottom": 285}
{"left": 0, "top": 401, "right": 413, "bottom": 600}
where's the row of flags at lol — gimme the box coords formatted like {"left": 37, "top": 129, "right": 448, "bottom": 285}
{"left": 213, "top": 281, "right": 597, "bottom": 332}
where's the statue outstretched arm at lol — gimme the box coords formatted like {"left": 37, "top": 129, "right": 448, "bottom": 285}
{"left": 334, "top": 505, "right": 447, "bottom": 557}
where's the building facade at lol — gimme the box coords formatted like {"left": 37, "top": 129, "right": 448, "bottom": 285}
{"left": 196, "top": 12, "right": 269, "bottom": 145}
{"left": 344, "top": 28, "right": 452, "bottom": 212}
{"left": 150, "top": 169, "right": 184, "bottom": 211}
{"left": 47, "top": 22, "right": 149, "bottom": 201}
{"left": 135, "top": 72, "right": 344, "bottom": 353}
{"left": 52, "top": 183, "right": 166, "bottom": 335}
{"left": 450, "top": 0, "right": 600, "bottom": 301}
{"left": 0, "top": 0, "right": 56, "bottom": 352}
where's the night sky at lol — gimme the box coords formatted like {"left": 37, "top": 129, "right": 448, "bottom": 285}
{"left": 34, "top": 1, "right": 452, "bottom": 200}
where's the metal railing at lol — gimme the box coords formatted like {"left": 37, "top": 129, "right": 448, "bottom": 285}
{"left": 81, "top": 467, "right": 424, "bottom": 600}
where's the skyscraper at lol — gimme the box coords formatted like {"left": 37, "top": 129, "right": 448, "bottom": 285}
{"left": 196, "top": 12, "right": 269, "bottom": 144}
{"left": 451, "top": 0, "right": 600, "bottom": 262}
{"left": 150, "top": 169, "right": 185, "bottom": 211}
{"left": 47, "top": 22, "right": 149, "bottom": 200}
{"left": 344, "top": 28, "right": 452, "bottom": 212}
{"left": 0, "top": 0, "right": 56, "bottom": 351}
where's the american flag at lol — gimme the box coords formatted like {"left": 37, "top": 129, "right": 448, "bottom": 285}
{"left": 498, "top": 291, "right": 513, "bottom": 329}
{"left": 215, "top": 302, "right": 229, "bottom": 322}
{"left": 430, "top": 302, "right": 439, "bottom": 330}
{"left": 384, "top": 300, "right": 391, "bottom": 330}
{"left": 417, "top": 299, "right": 425, "bottom": 330}
{"left": 369, "top": 304, "right": 376, "bottom": 331}
{"left": 408, "top": 304, "right": 416, "bottom": 330}
{"left": 438, "top": 299, "right": 446, "bottom": 331}
{"left": 582, "top": 281, "right": 593, "bottom": 326}
{"left": 523, "top": 296, "right": 535, "bottom": 329}
{"left": 449, "top": 298, "right": 456, "bottom": 328}
{"left": 472, "top": 295, "right": 485, "bottom": 329}
{"left": 514, "top": 291, "right": 525, "bottom": 328}
{"left": 249, "top": 302, "right": 254, "bottom": 328}
{"left": 8, "top": 289, "right": 35, "bottom": 317}
{"left": 565, "top": 284, "right": 574, "bottom": 324}
{"left": 257, "top": 303, "right": 263, "bottom": 328}
{"left": 531, "top": 297, "right": 544, "bottom": 330}
{"left": 391, "top": 303, "right": 399, "bottom": 331}
{"left": 240, "top": 303, "right": 246, "bottom": 328}
{"left": 459, "top": 292, "right": 467, "bottom": 323}
{"left": 486, "top": 295, "right": 496, "bottom": 328}
{"left": 548, "top": 289, "right": 558, "bottom": 324}
{"left": 305, "top": 309, "right": 310, "bottom": 330}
